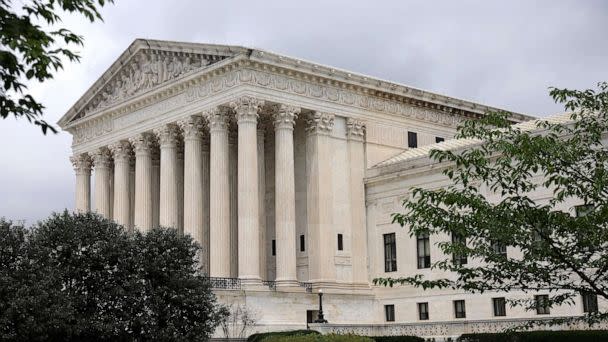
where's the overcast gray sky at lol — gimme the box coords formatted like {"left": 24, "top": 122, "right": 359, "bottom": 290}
{"left": 1, "top": 0, "right": 607, "bottom": 224}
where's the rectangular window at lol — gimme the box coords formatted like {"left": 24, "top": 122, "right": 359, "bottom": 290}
{"left": 418, "top": 302, "right": 429, "bottom": 320}
{"left": 337, "top": 234, "right": 343, "bottom": 251}
{"left": 535, "top": 295, "right": 550, "bottom": 315}
{"left": 417, "top": 232, "right": 431, "bottom": 269}
{"left": 493, "top": 297, "right": 506, "bottom": 317}
{"left": 300, "top": 235, "right": 305, "bottom": 252}
{"left": 271, "top": 239, "right": 276, "bottom": 256}
{"left": 454, "top": 300, "right": 466, "bottom": 318}
{"left": 385, "top": 304, "right": 395, "bottom": 322}
{"left": 408, "top": 131, "right": 418, "bottom": 148}
{"left": 435, "top": 136, "right": 445, "bottom": 143}
{"left": 575, "top": 204, "right": 593, "bottom": 217}
{"left": 383, "top": 233, "right": 397, "bottom": 272}
{"left": 451, "top": 232, "right": 468, "bottom": 266}
{"left": 582, "top": 292, "right": 598, "bottom": 313}
{"left": 492, "top": 241, "right": 507, "bottom": 258}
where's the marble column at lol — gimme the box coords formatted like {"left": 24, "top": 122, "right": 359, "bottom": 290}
{"left": 202, "top": 133, "right": 211, "bottom": 274}
{"left": 306, "top": 112, "right": 336, "bottom": 283}
{"left": 230, "top": 95, "right": 264, "bottom": 282}
{"left": 91, "top": 147, "right": 112, "bottom": 218}
{"left": 70, "top": 153, "right": 92, "bottom": 213}
{"left": 109, "top": 140, "right": 132, "bottom": 228}
{"left": 151, "top": 148, "right": 160, "bottom": 229}
{"left": 130, "top": 132, "right": 156, "bottom": 232}
{"left": 177, "top": 142, "right": 184, "bottom": 233}
{"left": 154, "top": 124, "right": 181, "bottom": 229}
{"left": 274, "top": 104, "right": 300, "bottom": 286}
{"left": 257, "top": 126, "right": 267, "bottom": 281}
{"left": 229, "top": 128, "right": 238, "bottom": 278}
{"left": 178, "top": 116, "right": 206, "bottom": 252}
{"left": 346, "top": 118, "right": 369, "bottom": 284}
{"left": 206, "top": 108, "right": 231, "bottom": 277}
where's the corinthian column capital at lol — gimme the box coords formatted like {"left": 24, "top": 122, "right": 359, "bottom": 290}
{"left": 273, "top": 104, "right": 300, "bottom": 130}
{"left": 346, "top": 118, "right": 366, "bottom": 141}
{"left": 178, "top": 115, "right": 207, "bottom": 140}
{"left": 70, "top": 153, "right": 92, "bottom": 175}
{"left": 129, "top": 132, "right": 157, "bottom": 155}
{"left": 305, "top": 112, "right": 334, "bottom": 135}
{"left": 204, "top": 107, "right": 229, "bottom": 132}
{"left": 109, "top": 140, "right": 133, "bottom": 161}
{"left": 229, "top": 95, "right": 264, "bottom": 124}
{"left": 153, "top": 123, "right": 181, "bottom": 147}
{"left": 90, "top": 147, "right": 112, "bottom": 169}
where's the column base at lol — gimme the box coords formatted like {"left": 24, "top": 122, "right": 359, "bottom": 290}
{"left": 239, "top": 276, "right": 263, "bottom": 290}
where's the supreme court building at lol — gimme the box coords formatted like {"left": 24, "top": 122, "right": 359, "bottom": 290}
{"left": 58, "top": 40, "right": 601, "bottom": 338}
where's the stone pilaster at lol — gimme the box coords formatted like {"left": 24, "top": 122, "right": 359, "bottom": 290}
{"left": 206, "top": 108, "right": 231, "bottom": 277}
{"left": 91, "top": 147, "right": 113, "bottom": 218}
{"left": 230, "top": 95, "right": 264, "bottom": 282}
{"left": 178, "top": 116, "right": 207, "bottom": 256}
{"left": 306, "top": 112, "right": 336, "bottom": 283}
{"left": 154, "top": 123, "right": 181, "bottom": 229}
{"left": 346, "top": 118, "right": 369, "bottom": 284}
{"left": 70, "top": 153, "right": 92, "bottom": 213}
{"left": 129, "top": 132, "right": 156, "bottom": 232}
{"left": 273, "top": 104, "right": 301, "bottom": 286}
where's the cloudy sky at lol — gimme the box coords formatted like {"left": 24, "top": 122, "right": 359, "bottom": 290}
{"left": 1, "top": 0, "right": 607, "bottom": 224}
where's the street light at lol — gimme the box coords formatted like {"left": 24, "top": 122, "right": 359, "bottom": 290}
{"left": 314, "top": 289, "right": 328, "bottom": 323}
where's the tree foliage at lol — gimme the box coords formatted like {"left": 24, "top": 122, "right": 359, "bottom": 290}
{"left": 374, "top": 82, "right": 608, "bottom": 325}
{"left": 0, "top": 0, "right": 112, "bottom": 134}
{"left": 0, "top": 211, "right": 226, "bottom": 341}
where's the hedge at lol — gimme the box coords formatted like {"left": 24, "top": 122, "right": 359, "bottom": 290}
{"left": 458, "top": 330, "right": 608, "bottom": 342}
{"left": 247, "top": 330, "right": 320, "bottom": 342}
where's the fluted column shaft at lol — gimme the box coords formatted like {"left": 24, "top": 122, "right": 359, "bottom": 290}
{"left": 154, "top": 124, "right": 181, "bottom": 229}
{"left": 130, "top": 133, "right": 155, "bottom": 232}
{"left": 110, "top": 141, "right": 132, "bottom": 227}
{"left": 257, "top": 127, "right": 267, "bottom": 280}
{"left": 71, "top": 154, "right": 92, "bottom": 213}
{"left": 151, "top": 150, "right": 160, "bottom": 228}
{"left": 91, "top": 148, "right": 112, "bottom": 218}
{"left": 202, "top": 138, "right": 211, "bottom": 274}
{"left": 231, "top": 96, "right": 264, "bottom": 282}
{"left": 347, "top": 119, "right": 369, "bottom": 284}
{"left": 207, "top": 109, "right": 231, "bottom": 277}
{"left": 274, "top": 105, "right": 300, "bottom": 285}
{"left": 306, "top": 112, "right": 336, "bottom": 283}
{"left": 179, "top": 116, "right": 206, "bottom": 253}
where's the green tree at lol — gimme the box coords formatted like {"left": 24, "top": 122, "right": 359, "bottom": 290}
{"left": 375, "top": 82, "right": 608, "bottom": 325}
{"left": 0, "top": 212, "right": 227, "bottom": 341}
{"left": 0, "top": 0, "right": 113, "bottom": 134}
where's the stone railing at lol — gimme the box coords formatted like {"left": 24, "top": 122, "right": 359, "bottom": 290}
{"left": 206, "top": 277, "right": 242, "bottom": 290}
{"left": 262, "top": 280, "right": 277, "bottom": 291}
{"left": 298, "top": 281, "right": 313, "bottom": 293}
{"left": 309, "top": 317, "right": 608, "bottom": 339}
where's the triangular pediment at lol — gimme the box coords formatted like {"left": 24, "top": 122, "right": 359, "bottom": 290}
{"left": 60, "top": 39, "right": 248, "bottom": 126}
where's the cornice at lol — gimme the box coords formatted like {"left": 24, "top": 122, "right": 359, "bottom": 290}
{"left": 61, "top": 40, "right": 535, "bottom": 133}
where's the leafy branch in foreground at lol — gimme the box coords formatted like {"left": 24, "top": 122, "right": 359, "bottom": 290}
{"left": 0, "top": 0, "right": 113, "bottom": 134}
{"left": 374, "top": 82, "right": 608, "bottom": 325}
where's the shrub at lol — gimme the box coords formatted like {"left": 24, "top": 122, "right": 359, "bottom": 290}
{"left": 0, "top": 212, "right": 226, "bottom": 341}
{"left": 372, "top": 336, "right": 425, "bottom": 342}
{"left": 248, "top": 329, "right": 320, "bottom": 342}
{"left": 458, "top": 330, "right": 608, "bottom": 342}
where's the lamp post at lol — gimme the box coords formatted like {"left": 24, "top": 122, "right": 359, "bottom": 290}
{"left": 314, "top": 289, "right": 328, "bottom": 323}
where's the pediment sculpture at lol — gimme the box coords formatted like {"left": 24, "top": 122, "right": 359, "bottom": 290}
{"left": 79, "top": 50, "right": 226, "bottom": 118}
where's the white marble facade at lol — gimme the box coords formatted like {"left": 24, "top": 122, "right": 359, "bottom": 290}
{"left": 60, "top": 39, "right": 592, "bottom": 339}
